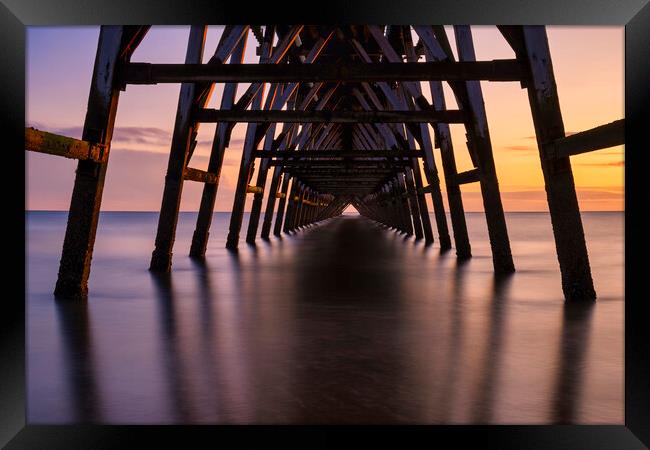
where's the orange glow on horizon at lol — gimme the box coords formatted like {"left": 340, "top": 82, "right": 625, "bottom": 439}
{"left": 26, "top": 25, "right": 624, "bottom": 212}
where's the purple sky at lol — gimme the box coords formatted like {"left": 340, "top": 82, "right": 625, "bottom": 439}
{"left": 26, "top": 26, "right": 624, "bottom": 211}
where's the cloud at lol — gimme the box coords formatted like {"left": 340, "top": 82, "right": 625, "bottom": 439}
{"left": 524, "top": 131, "right": 578, "bottom": 140}
{"left": 503, "top": 145, "right": 537, "bottom": 152}
{"left": 28, "top": 121, "right": 172, "bottom": 147}
{"left": 28, "top": 122, "right": 249, "bottom": 156}
{"left": 113, "top": 127, "right": 171, "bottom": 146}
{"left": 576, "top": 161, "right": 624, "bottom": 167}
{"left": 195, "top": 137, "right": 245, "bottom": 149}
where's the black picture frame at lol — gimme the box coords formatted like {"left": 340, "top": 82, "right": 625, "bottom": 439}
{"left": 3, "top": 0, "right": 649, "bottom": 447}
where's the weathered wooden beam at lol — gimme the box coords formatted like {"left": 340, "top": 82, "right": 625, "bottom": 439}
{"left": 119, "top": 60, "right": 525, "bottom": 84}
{"left": 426, "top": 61, "right": 472, "bottom": 258}
{"left": 225, "top": 25, "right": 276, "bottom": 250}
{"left": 150, "top": 26, "right": 208, "bottom": 272}
{"left": 189, "top": 31, "right": 248, "bottom": 258}
{"left": 54, "top": 26, "right": 148, "bottom": 300}
{"left": 455, "top": 25, "right": 514, "bottom": 273}
{"left": 253, "top": 149, "right": 423, "bottom": 158}
{"left": 25, "top": 127, "right": 108, "bottom": 163}
{"left": 456, "top": 168, "right": 481, "bottom": 184}
{"left": 183, "top": 166, "right": 217, "bottom": 184}
{"left": 298, "top": 177, "right": 387, "bottom": 182}
{"left": 284, "top": 170, "right": 396, "bottom": 176}
{"left": 548, "top": 119, "right": 624, "bottom": 159}
{"left": 272, "top": 160, "right": 412, "bottom": 167}
{"left": 273, "top": 174, "right": 291, "bottom": 236}
{"left": 194, "top": 109, "right": 466, "bottom": 124}
{"left": 521, "top": 25, "right": 596, "bottom": 301}
{"left": 401, "top": 28, "right": 448, "bottom": 248}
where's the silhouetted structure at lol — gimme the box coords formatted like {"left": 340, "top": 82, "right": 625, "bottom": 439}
{"left": 25, "top": 25, "right": 624, "bottom": 301}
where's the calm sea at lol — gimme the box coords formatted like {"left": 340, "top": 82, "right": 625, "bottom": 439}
{"left": 26, "top": 211, "right": 623, "bottom": 424}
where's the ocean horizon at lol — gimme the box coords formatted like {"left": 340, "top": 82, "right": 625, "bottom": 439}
{"left": 26, "top": 211, "right": 624, "bottom": 424}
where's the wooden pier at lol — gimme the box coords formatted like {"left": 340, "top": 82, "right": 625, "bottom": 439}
{"left": 26, "top": 25, "right": 624, "bottom": 301}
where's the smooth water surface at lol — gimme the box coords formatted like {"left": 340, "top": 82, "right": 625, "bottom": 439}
{"left": 27, "top": 211, "right": 623, "bottom": 424}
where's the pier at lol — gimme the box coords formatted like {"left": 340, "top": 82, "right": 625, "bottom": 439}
{"left": 25, "top": 25, "right": 624, "bottom": 302}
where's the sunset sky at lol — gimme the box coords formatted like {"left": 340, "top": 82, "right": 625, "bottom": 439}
{"left": 26, "top": 26, "right": 624, "bottom": 212}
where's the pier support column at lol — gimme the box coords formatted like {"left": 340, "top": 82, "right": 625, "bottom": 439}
{"left": 190, "top": 32, "right": 247, "bottom": 258}
{"left": 520, "top": 26, "right": 596, "bottom": 301}
{"left": 150, "top": 26, "right": 207, "bottom": 271}
{"left": 283, "top": 178, "right": 299, "bottom": 234}
{"left": 412, "top": 159, "right": 435, "bottom": 245}
{"left": 54, "top": 26, "right": 147, "bottom": 299}
{"left": 225, "top": 29, "right": 274, "bottom": 250}
{"left": 455, "top": 25, "right": 514, "bottom": 274}
{"left": 401, "top": 28, "right": 449, "bottom": 249}
{"left": 427, "top": 76, "right": 472, "bottom": 259}
{"left": 404, "top": 167, "right": 424, "bottom": 240}
{"left": 246, "top": 124, "right": 277, "bottom": 244}
{"left": 261, "top": 169, "right": 282, "bottom": 239}
{"left": 273, "top": 174, "right": 291, "bottom": 237}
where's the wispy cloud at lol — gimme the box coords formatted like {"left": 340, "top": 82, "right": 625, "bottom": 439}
{"left": 28, "top": 122, "right": 248, "bottom": 155}
{"left": 28, "top": 122, "right": 172, "bottom": 147}
{"left": 576, "top": 161, "right": 625, "bottom": 167}
{"left": 503, "top": 145, "right": 537, "bottom": 152}
{"left": 524, "top": 131, "right": 578, "bottom": 140}
{"left": 195, "top": 137, "right": 245, "bottom": 149}
{"left": 113, "top": 127, "right": 171, "bottom": 146}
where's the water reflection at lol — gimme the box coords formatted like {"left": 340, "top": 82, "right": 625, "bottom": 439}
{"left": 436, "top": 259, "right": 468, "bottom": 423}
{"left": 28, "top": 212, "right": 622, "bottom": 424}
{"left": 472, "top": 274, "right": 513, "bottom": 423}
{"left": 551, "top": 302, "right": 595, "bottom": 423}
{"left": 54, "top": 300, "right": 101, "bottom": 422}
{"left": 150, "top": 272, "right": 194, "bottom": 422}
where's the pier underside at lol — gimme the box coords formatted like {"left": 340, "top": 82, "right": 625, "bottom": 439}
{"left": 25, "top": 25, "right": 624, "bottom": 301}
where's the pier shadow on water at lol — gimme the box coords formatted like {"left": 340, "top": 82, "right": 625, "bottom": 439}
{"left": 27, "top": 212, "right": 623, "bottom": 424}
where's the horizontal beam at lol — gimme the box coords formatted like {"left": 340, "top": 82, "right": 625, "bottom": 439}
{"left": 548, "top": 119, "right": 625, "bottom": 159}
{"left": 456, "top": 168, "right": 481, "bottom": 184}
{"left": 119, "top": 60, "right": 526, "bottom": 84}
{"left": 25, "top": 127, "right": 107, "bottom": 163}
{"left": 246, "top": 185, "right": 263, "bottom": 194}
{"left": 273, "top": 161, "right": 411, "bottom": 167}
{"left": 184, "top": 167, "right": 217, "bottom": 184}
{"left": 288, "top": 170, "right": 395, "bottom": 175}
{"left": 194, "top": 109, "right": 466, "bottom": 124}
{"left": 253, "top": 150, "right": 423, "bottom": 158}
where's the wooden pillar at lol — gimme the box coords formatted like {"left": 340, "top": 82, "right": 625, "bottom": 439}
{"left": 412, "top": 159, "right": 435, "bottom": 245}
{"left": 261, "top": 169, "right": 282, "bottom": 239}
{"left": 301, "top": 187, "right": 310, "bottom": 228}
{"left": 190, "top": 32, "right": 247, "bottom": 257}
{"left": 283, "top": 178, "right": 299, "bottom": 234}
{"left": 404, "top": 167, "right": 424, "bottom": 240}
{"left": 247, "top": 89, "right": 296, "bottom": 243}
{"left": 225, "top": 28, "right": 274, "bottom": 250}
{"left": 395, "top": 175, "right": 413, "bottom": 235}
{"left": 293, "top": 184, "right": 306, "bottom": 231}
{"left": 150, "top": 26, "right": 207, "bottom": 271}
{"left": 427, "top": 74, "right": 472, "bottom": 258}
{"left": 455, "top": 25, "right": 514, "bottom": 274}
{"left": 273, "top": 174, "right": 291, "bottom": 237}
{"left": 54, "top": 26, "right": 144, "bottom": 299}
{"left": 245, "top": 122, "right": 277, "bottom": 243}
{"left": 400, "top": 28, "right": 449, "bottom": 248}
{"left": 520, "top": 26, "right": 596, "bottom": 301}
